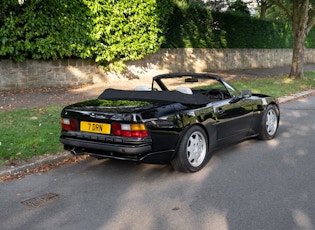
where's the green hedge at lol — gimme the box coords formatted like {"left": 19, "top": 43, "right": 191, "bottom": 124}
{"left": 211, "top": 11, "right": 294, "bottom": 48}
{"left": 0, "top": 0, "right": 94, "bottom": 61}
{"left": 162, "top": 1, "right": 315, "bottom": 49}
{"left": 306, "top": 27, "right": 315, "bottom": 48}
{"left": 2, "top": 0, "right": 315, "bottom": 64}
{"left": 0, "top": 0, "right": 173, "bottom": 64}
{"left": 162, "top": 1, "right": 219, "bottom": 48}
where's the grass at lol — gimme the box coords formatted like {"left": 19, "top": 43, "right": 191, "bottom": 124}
{"left": 0, "top": 106, "right": 64, "bottom": 165}
{"left": 231, "top": 72, "right": 315, "bottom": 98}
{"left": 1, "top": 72, "right": 315, "bottom": 165}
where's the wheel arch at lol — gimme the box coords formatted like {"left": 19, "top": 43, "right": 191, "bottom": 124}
{"left": 267, "top": 102, "right": 280, "bottom": 121}
{"left": 174, "top": 123, "right": 211, "bottom": 155}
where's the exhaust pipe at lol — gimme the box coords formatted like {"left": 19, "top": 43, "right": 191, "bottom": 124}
{"left": 69, "top": 147, "right": 85, "bottom": 156}
{"left": 70, "top": 148, "right": 77, "bottom": 155}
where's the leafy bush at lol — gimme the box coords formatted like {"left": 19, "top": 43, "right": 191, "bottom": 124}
{"left": 87, "top": 0, "right": 173, "bottom": 65}
{"left": 0, "top": 0, "right": 94, "bottom": 61}
{"left": 0, "top": 0, "right": 173, "bottom": 65}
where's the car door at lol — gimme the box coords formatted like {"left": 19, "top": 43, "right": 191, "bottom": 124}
{"left": 212, "top": 97, "right": 254, "bottom": 141}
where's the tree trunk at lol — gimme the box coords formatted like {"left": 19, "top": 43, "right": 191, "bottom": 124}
{"left": 289, "top": 0, "right": 308, "bottom": 79}
{"left": 290, "top": 33, "right": 306, "bottom": 79}
{"left": 259, "top": 1, "right": 268, "bottom": 19}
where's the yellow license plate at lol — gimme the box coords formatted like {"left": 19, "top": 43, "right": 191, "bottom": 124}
{"left": 80, "top": 121, "right": 111, "bottom": 134}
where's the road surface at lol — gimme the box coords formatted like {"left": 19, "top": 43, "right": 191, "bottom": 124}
{"left": 1, "top": 96, "right": 315, "bottom": 230}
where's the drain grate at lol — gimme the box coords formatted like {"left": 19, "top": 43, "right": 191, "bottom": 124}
{"left": 21, "top": 193, "right": 60, "bottom": 208}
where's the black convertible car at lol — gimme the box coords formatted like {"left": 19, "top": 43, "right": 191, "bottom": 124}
{"left": 60, "top": 73, "right": 280, "bottom": 172}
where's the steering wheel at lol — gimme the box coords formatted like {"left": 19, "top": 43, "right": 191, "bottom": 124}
{"left": 206, "top": 89, "right": 224, "bottom": 100}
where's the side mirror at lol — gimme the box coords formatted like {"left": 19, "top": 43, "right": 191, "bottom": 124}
{"left": 229, "top": 90, "right": 252, "bottom": 104}
{"left": 241, "top": 90, "right": 252, "bottom": 98}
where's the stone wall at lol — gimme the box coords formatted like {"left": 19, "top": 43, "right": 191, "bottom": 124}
{"left": 0, "top": 59, "right": 106, "bottom": 91}
{"left": 1, "top": 48, "right": 315, "bottom": 91}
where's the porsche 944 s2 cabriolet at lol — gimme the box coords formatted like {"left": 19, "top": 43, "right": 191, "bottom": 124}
{"left": 60, "top": 73, "right": 280, "bottom": 172}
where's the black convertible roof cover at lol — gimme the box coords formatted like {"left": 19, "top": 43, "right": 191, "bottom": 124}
{"left": 98, "top": 88, "right": 211, "bottom": 105}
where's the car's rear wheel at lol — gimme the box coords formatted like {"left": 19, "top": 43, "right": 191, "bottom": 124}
{"left": 171, "top": 126, "right": 210, "bottom": 172}
{"left": 258, "top": 104, "right": 279, "bottom": 140}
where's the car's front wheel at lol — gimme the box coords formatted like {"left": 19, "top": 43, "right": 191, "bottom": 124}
{"left": 258, "top": 104, "right": 279, "bottom": 140}
{"left": 171, "top": 126, "right": 211, "bottom": 172}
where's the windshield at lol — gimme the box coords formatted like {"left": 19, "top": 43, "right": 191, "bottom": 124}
{"left": 152, "top": 74, "right": 238, "bottom": 100}
{"left": 222, "top": 81, "right": 241, "bottom": 97}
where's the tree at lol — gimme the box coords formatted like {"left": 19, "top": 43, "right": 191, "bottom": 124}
{"left": 255, "top": 0, "right": 273, "bottom": 19}
{"left": 273, "top": 0, "right": 315, "bottom": 78}
{"left": 228, "top": 0, "right": 250, "bottom": 15}
{"left": 206, "top": 0, "right": 228, "bottom": 11}
{"left": 259, "top": 0, "right": 288, "bottom": 20}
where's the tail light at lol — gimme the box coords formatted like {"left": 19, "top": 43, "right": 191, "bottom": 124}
{"left": 61, "top": 118, "right": 77, "bottom": 131}
{"left": 112, "top": 123, "right": 149, "bottom": 138}
{"left": 61, "top": 118, "right": 148, "bottom": 138}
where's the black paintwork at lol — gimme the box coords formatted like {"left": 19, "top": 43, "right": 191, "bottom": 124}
{"left": 59, "top": 73, "right": 280, "bottom": 163}
{"left": 98, "top": 89, "right": 211, "bottom": 105}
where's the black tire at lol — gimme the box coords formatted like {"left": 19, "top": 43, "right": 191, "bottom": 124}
{"left": 258, "top": 104, "right": 279, "bottom": 140}
{"left": 171, "top": 126, "right": 211, "bottom": 173}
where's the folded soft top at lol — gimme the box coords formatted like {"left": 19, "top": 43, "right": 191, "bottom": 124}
{"left": 98, "top": 88, "right": 211, "bottom": 105}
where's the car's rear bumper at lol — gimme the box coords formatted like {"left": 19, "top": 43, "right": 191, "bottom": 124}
{"left": 60, "top": 136, "right": 174, "bottom": 163}
{"left": 60, "top": 136, "right": 152, "bottom": 154}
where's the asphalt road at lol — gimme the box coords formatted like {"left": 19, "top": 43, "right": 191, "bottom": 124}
{"left": 1, "top": 96, "right": 315, "bottom": 230}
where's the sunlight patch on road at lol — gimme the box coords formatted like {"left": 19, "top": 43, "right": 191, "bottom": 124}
{"left": 201, "top": 211, "right": 228, "bottom": 230}
{"left": 281, "top": 130, "right": 291, "bottom": 138}
{"left": 292, "top": 209, "right": 314, "bottom": 230}
{"left": 296, "top": 149, "right": 307, "bottom": 157}
{"left": 266, "top": 139, "right": 280, "bottom": 147}
{"left": 100, "top": 195, "right": 228, "bottom": 230}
